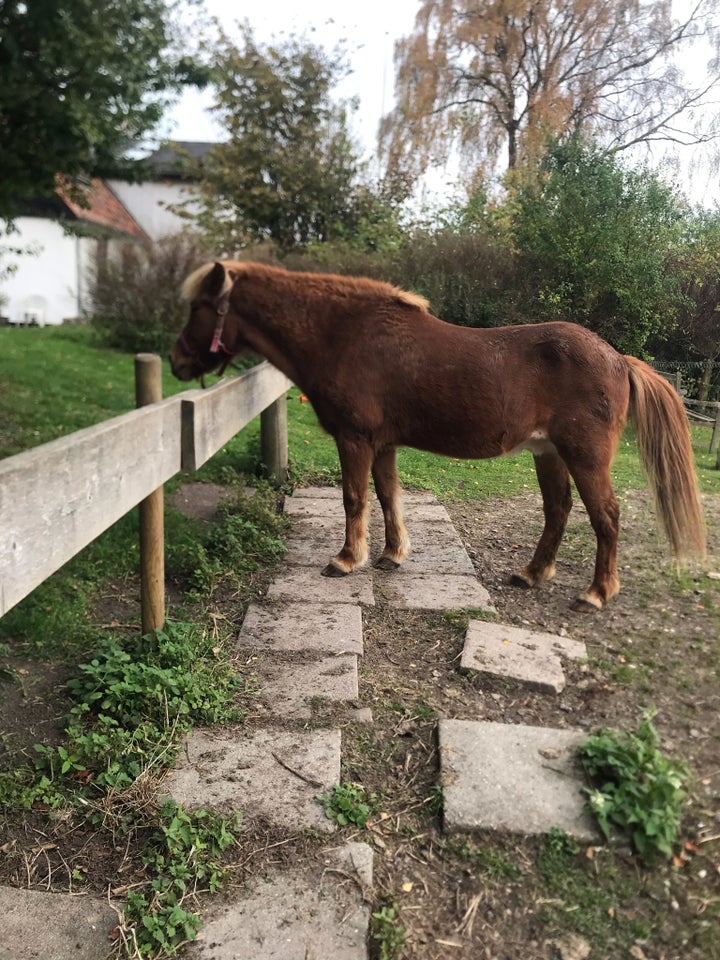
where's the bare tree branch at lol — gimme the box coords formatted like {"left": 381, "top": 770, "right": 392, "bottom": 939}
{"left": 381, "top": 0, "right": 720, "bottom": 183}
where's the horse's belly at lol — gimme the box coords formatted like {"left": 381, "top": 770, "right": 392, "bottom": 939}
{"left": 506, "top": 429, "right": 557, "bottom": 457}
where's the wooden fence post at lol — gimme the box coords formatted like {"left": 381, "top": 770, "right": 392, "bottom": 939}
{"left": 135, "top": 354, "right": 165, "bottom": 634}
{"left": 711, "top": 405, "right": 720, "bottom": 458}
{"left": 261, "top": 395, "right": 289, "bottom": 485}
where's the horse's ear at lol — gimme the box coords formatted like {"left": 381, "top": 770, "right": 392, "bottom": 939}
{"left": 204, "top": 261, "right": 228, "bottom": 297}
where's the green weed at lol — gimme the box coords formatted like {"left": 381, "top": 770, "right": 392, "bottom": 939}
{"left": 580, "top": 711, "right": 689, "bottom": 860}
{"left": 370, "top": 901, "right": 406, "bottom": 960}
{"left": 165, "top": 485, "right": 287, "bottom": 599}
{"left": 435, "top": 836, "right": 522, "bottom": 880}
{"left": 122, "top": 801, "right": 241, "bottom": 957}
{"left": 317, "top": 782, "right": 376, "bottom": 829}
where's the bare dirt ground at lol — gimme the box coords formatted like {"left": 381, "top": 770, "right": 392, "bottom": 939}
{"left": 1, "top": 485, "right": 719, "bottom": 960}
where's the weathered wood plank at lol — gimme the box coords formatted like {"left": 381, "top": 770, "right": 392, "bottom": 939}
{"left": 0, "top": 396, "right": 182, "bottom": 617}
{"left": 181, "top": 362, "right": 292, "bottom": 471}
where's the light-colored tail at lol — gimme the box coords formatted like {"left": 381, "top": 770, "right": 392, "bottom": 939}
{"left": 625, "top": 355, "right": 706, "bottom": 560}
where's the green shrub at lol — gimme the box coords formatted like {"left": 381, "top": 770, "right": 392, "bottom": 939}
{"left": 86, "top": 232, "right": 210, "bottom": 353}
{"left": 580, "top": 711, "right": 689, "bottom": 860}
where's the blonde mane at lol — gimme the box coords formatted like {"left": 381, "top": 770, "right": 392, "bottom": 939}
{"left": 181, "top": 260, "right": 430, "bottom": 312}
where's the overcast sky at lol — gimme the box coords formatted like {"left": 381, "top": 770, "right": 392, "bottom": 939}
{"left": 164, "top": 0, "right": 419, "bottom": 170}
{"left": 164, "top": 0, "right": 719, "bottom": 207}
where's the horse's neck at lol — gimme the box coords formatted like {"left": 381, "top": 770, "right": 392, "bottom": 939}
{"left": 239, "top": 283, "right": 320, "bottom": 389}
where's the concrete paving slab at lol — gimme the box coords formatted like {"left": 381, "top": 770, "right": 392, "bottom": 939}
{"left": 284, "top": 496, "right": 347, "bottom": 519}
{"left": 282, "top": 531, "right": 343, "bottom": 566}
{"left": 185, "top": 842, "right": 373, "bottom": 960}
{"left": 403, "top": 518, "right": 466, "bottom": 545}
{"left": 291, "top": 486, "right": 343, "bottom": 499}
{"left": 374, "top": 572, "right": 495, "bottom": 612}
{"left": 461, "top": 621, "right": 586, "bottom": 694}
{"left": 0, "top": 886, "right": 118, "bottom": 960}
{"left": 291, "top": 486, "right": 437, "bottom": 505}
{"left": 400, "top": 491, "right": 444, "bottom": 505}
{"left": 268, "top": 567, "right": 374, "bottom": 606}
{"left": 402, "top": 502, "right": 453, "bottom": 522}
{"left": 284, "top": 516, "right": 346, "bottom": 548}
{"left": 165, "top": 728, "right": 341, "bottom": 833}
{"left": 439, "top": 719, "right": 597, "bottom": 840}
{"left": 238, "top": 601, "right": 363, "bottom": 655}
{"left": 251, "top": 653, "right": 359, "bottom": 718}
{"left": 400, "top": 544, "right": 476, "bottom": 576}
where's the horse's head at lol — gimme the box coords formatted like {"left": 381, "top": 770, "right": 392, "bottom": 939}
{"left": 169, "top": 261, "right": 242, "bottom": 382}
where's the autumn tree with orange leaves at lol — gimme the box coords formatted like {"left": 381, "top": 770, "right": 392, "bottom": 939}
{"left": 381, "top": 0, "right": 720, "bottom": 184}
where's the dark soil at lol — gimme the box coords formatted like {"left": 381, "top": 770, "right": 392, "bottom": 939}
{"left": 1, "top": 485, "right": 719, "bottom": 960}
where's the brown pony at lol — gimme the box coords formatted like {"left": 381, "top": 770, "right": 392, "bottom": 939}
{"left": 170, "top": 260, "right": 706, "bottom": 611}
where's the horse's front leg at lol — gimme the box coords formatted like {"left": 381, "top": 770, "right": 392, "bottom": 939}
{"left": 322, "top": 435, "right": 374, "bottom": 577}
{"left": 371, "top": 446, "right": 410, "bottom": 570}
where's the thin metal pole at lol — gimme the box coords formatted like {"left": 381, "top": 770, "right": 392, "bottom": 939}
{"left": 135, "top": 353, "right": 165, "bottom": 633}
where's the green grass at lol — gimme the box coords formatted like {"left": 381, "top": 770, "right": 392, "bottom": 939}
{"left": 0, "top": 326, "right": 188, "bottom": 456}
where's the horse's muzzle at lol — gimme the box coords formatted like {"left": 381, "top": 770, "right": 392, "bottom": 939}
{"left": 168, "top": 351, "right": 197, "bottom": 382}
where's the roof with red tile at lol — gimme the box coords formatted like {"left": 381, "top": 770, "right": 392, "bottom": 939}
{"left": 56, "top": 177, "right": 148, "bottom": 240}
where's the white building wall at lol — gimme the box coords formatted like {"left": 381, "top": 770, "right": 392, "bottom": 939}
{"left": 1, "top": 218, "right": 92, "bottom": 326}
{"left": 107, "top": 180, "right": 199, "bottom": 240}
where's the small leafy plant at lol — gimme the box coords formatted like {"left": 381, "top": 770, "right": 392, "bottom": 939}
{"left": 371, "top": 901, "right": 406, "bottom": 960}
{"left": 35, "top": 622, "right": 240, "bottom": 792}
{"left": 580, "top": 711, "right": 689, "bottom": 860}
{"left": 122, "top": 801, "right": 242, "bottom": 957}
{"left": 317, "top": 782, "right": 375, "bottom": 828}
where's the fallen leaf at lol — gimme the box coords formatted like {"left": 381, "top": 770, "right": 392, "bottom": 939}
{"left": 402, "top": 881, "right": 414, "bottom": 892}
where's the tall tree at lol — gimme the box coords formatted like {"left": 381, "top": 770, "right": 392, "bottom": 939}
{"left": 0, "top": 0, "right": 203, "bottom": 220}
{"left": 190, "top": 25, "right": 368, "bottom": 252}
{"left": 381, "top": 0, "right": 720, "bottom": 182}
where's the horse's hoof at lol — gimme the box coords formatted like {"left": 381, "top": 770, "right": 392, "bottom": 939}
{"left": 373, "top": 555, "right": 400, "bottom": 571}
{"left": 510, "top": 572, "right": 533, "bottom": 589}
{"left": 322, "top": 562, "right": 350, "bottom": 578}
{"left": 570, "top": 595, "right": 602, "bottom": 613}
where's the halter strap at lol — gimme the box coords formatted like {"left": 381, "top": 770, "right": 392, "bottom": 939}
{"left": 210, "top": 300, "right": 229, "bottom": 353}
{"left": 178, "top": 298, "right": 234, "bottom": 385}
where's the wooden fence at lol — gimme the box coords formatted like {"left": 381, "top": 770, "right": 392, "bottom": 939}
{"left": 0, "top": 357, "right": 292, "bottom": 628}
{"left": 654, "top": 365, "right": 720, "bottom": 468}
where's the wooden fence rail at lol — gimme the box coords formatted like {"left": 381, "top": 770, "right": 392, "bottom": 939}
{"left": 0, "top": 358, "right": 292, "bottom": 624}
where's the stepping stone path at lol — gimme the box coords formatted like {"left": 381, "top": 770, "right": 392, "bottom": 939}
{"left": 1, "top": 483, "right": 596, "bottom": 960}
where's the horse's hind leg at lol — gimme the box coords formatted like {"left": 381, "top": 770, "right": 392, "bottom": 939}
{"left": 567, "top": 463, "right": 621, "bottom": 611}
{"left": 512, "top": 450, "right": 572, "bottom": 588}
{"left": 322, "top": 435, "right": 373, "bottom": 577}
{"left": 371, "top": 446, "right": 410, "bottom": 570}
